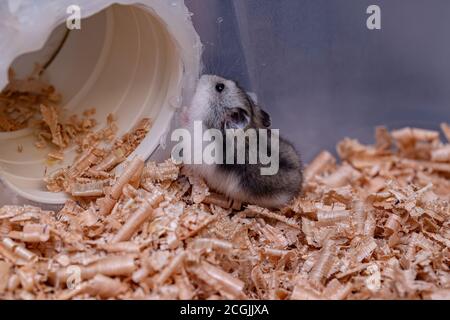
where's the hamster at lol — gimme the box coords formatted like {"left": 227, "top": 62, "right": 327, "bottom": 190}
{"left": 184, "top": 75, "right": 303, "bottom": 209}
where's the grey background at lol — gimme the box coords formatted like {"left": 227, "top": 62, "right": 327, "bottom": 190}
{"left": 186, "top": 0, "right": 450, "bottom": 162}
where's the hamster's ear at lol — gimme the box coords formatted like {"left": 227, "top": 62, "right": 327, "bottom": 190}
{"left": 247, "top": 96, "right": 271, "bottom": 128}
{"left": 258, "top": 107, "right": 271, "bottom": 128}
{"left": 224, "top": 108, "right": 250, "bottom": 130}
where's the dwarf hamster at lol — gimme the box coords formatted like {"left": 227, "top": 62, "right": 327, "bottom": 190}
{"left": 185, "top": 75, "right": 303, "bottom": 209}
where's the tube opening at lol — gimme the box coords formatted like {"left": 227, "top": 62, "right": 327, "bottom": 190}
{"left": 0, "top": 4, "right": 184, "bottom": 204}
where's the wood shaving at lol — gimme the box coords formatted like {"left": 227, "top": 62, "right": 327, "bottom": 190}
{"left": 441, "top": 123, "right": 450, "bottom": 142}
{"left": 188, "top": 175, "right": 210, "bottom": 204}
{"left": 45, "top": 117, "right": 151, "bottom": 194}
{"left": 0, "top": 125, "right": 449, "bottom": 299}
{"left": 0, "top": 69, "right": 121, "bottom": 163}
{"left": 1, "top": 71, "right": 154, "bottom": 183}
{"left": 304, "top": 150, "right": 336, "bottom": 181}
{"left": 0, "top": 67, "right": 59, "bottom": 132}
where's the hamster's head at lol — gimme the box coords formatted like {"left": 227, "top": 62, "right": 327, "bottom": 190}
{"left": 189, "top": 75, "right": 271, "bottom": 130}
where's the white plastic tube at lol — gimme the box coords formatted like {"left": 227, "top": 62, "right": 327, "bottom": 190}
{"left": 0, "top": 0, "right": 201, "bottom": 204}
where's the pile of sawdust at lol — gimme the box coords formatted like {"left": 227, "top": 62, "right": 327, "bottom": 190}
{"left": 0, "top": 124, "right": 449, "bottom": 300}
{"left": 0, "top": 67, "right": 127, "bottom": 164}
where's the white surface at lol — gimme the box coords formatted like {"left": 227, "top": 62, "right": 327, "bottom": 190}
{"left": 0, "top": 0, "right": 201, "bottom": 205}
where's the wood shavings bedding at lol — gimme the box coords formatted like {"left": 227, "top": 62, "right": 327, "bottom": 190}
{"left": 0, "top": 125, "right": 449, "bottom": 300}
{"left": 0, "top": 68, "right": 116, "bottom": 162}
{"left": 44, "top": 117, "right": 152, "bottom": 195}
{"left": 0, "top": 66, "right": 59, "bottom": 132}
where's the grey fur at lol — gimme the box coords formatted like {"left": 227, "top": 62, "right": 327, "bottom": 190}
{"left": 186, "top": 75, "right": 303, "bottom": 208}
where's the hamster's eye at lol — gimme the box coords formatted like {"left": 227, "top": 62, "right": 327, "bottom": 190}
{"left": 215, "top": 83, "right": 225, "bottom": 93}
